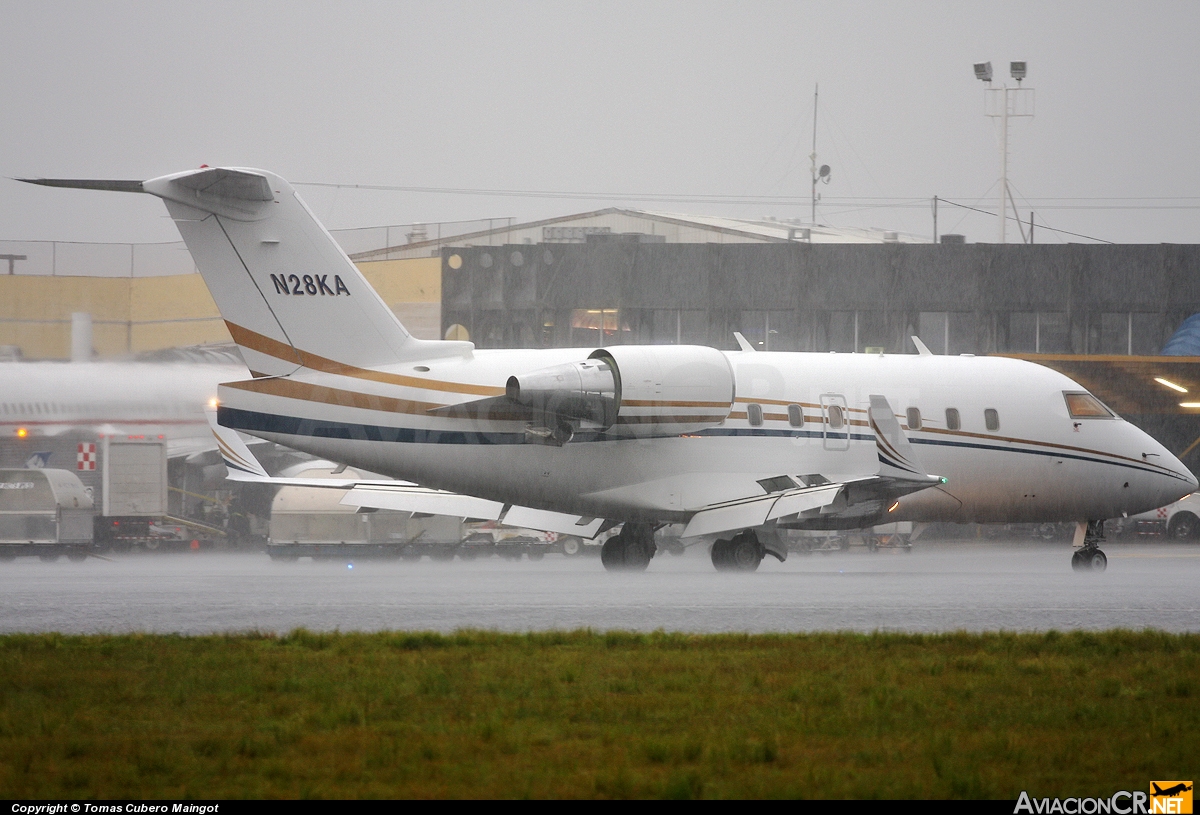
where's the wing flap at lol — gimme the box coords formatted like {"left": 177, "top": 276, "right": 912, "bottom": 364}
{"left": 341, "top": 485, "right": 505, "bottom": 521}
{"left": 501, "top": 506, "right": 605, "bottom": 537}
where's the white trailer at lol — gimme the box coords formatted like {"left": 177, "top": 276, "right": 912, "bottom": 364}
{"left": 0, "top": 468, "right": 94, "bottom": 561}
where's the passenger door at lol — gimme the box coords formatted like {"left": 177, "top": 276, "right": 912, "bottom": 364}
{"left": 820, "top": 393, "right": 850, "bottom": 451}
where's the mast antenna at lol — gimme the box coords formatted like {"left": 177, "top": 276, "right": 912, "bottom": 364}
{"left": 810, "top": 84, "right": 831, "bottom": 225}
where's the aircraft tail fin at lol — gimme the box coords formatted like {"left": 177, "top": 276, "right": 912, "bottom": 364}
{"left": 25, "top": 168, "right": 467, "bottom": 376}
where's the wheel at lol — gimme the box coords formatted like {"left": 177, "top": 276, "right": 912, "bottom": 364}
{"left": 400, "top": 549, "right": 422, "bottom": 562}
{"left": 601, "top": 526, "right": 652, "bottom": 572}
{"left": 729, "top": 533, "right": 762, "bottom": 572}
{"left": 429, "top": 551, "right": 457, "bottom": 561}
{"left": 39, "top": 553, "right": 61, "bottom": 562}
{"left": 1167, "top": 512, "right": 1199, "bottom": 540}
{"left": 66, "top": 549, "right": 89, "bottom": 562}
{"left": 1033, "top": 523, "right": 1058, "bottom": 540}
{"left": 600, "top": 537, "right": 622, "bottom": 570}
{"left": 866, "top": 537, "right": 879, "bottom": 553}
{"left": 1071, "top": 549, "right": 1087, "bottom": 571}
{"left": 457, "top": 549, "right": 478, "bottom": 560}
{"left": 1087, "top": 549, "right": 1108, "bottom": 572}
{"left": 528, "top": 550, "right": 545, "bottom": 561}
{"left": 710, "top": 539, "right": 733, "bottom": 571}
{"left": 0, "top": 550, "right": 16, "bottom": 562}
{"left": 268, "top": 551, "right": 299, "bottom": 562}
{"left": 560, "top": 536, "right": 582, "bottom": 557}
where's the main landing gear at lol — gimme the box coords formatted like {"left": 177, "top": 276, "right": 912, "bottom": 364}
{"left": 711, "top": 530, "right": 764, "bottom": 572}
{"left": 600, "top": 522, "right": 656, "bottom": 572}
{"left": 1071, "top": 519, "right": 1108, "bottom": 573}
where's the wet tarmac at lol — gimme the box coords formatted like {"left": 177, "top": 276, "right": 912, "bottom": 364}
{"left": 1, "top": 540, "right": 1198, "bottom": 635}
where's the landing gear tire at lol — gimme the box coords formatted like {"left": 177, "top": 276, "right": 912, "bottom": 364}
{"left": 710, "top": 539, "right": 733, "bottom": 571}
{"left": 712, "top": 531, "right": 763, "bottom": 572}
{"left": 1072, "top": 520, "right": 1109, "bottom": 573}
{"left": 1071, "top": 550, "right": 1088, "bottom": 572}
{"left": 730, "top": 531, "right": 763, "bottom": 572}
{"left": 601, "top": 524, "right": 654, "bottom": 572}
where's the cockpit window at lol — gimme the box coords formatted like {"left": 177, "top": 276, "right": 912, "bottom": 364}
{"left": 1064, "top": 391, "right": 1114, "bottom": 419}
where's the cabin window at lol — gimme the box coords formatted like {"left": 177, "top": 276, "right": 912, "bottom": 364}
{"left": 906, "top": 407, "right": 922, "bottom": 430}
{"left": 747, "top": 404, "right": 764, "bottom": 427}
{"left": 1064, "top": 391, "right": 1115, "bottom": 419}
{"left": 827, "top": 404, "right": 845, "bottom": 430}
{"left": 788, "top": 404, "right": 804, "bottom": 427}
{"left": 984, "top": 408, "right": 1000, "bottom": 431}
{"left": 945, "top": 408, "right": 961, "bottom": 431}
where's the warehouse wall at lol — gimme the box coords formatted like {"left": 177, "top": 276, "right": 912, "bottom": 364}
{"left": 0, "top": 257, "right": 441, "bottom": 359}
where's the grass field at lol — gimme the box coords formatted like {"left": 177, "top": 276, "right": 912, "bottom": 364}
{"left": 0, "top": 630, "right": 1196, "bottom": 799}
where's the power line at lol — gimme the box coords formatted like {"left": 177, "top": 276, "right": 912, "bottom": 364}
{"left": 938, "top": 199, "right": 1114, "bottom": 244}
{"left": 293, "top": 181, "right": 1200, "bottom": 211}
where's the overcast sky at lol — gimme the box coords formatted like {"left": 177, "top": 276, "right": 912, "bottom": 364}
{"left": 3, "top": 0, "right": 1198, "bottom": 245}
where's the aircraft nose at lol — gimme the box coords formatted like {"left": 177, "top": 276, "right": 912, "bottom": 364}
{"left": 1183, "top": 462, "right": 1199, "bottom": 494}
{"left": 1150, "top": 445, "right": 1196, "bottom": 504}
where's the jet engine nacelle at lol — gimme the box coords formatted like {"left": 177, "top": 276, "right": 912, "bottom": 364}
{"left": 506, "top": 345, "right": 735, "bottom": 439}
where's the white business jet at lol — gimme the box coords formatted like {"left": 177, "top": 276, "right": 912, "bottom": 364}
{"left": 22, "top": 168, "right": 1197, "bottom": 573}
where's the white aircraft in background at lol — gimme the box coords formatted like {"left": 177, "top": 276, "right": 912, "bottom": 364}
{"left": 23, "top": 168, "right": 1198, "bottom": 573}
{"left": 0, "top": 356, "right": 248, "bottom": 458}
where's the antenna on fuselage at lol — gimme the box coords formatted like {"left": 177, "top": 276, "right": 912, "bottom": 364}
{"left": 911, "top": 335, "right": 934, "bottom": 356}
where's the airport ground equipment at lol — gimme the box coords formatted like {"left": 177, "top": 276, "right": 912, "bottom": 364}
{"left": 0, "top": 468, "right": 94, "bottom": 560}
{"left": 92, "top": 438, "right": 191, "bottom": 552}
{"left": 266, "top": 471, "right": 583, "bottom": 561}
{"left": 1116, "top": 492, "right": 1200, "bottom": 540}
{"left": 267, "top": 466, "right": 460, "bottom": 560}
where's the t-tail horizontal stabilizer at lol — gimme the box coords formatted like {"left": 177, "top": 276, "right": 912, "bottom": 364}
{"left": 22, "top": 168, "right": 471, "bottom": 377}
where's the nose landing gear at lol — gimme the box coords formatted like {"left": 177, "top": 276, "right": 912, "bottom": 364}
{"left": 1071, "top": 520, "right": 1108, "bottom": 573}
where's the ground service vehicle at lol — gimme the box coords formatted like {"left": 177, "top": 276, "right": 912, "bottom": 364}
{"left": 0, "top": 468, "right": 94, "bottom": 560}
{"left": 1122, "top": 493, "right": 1200, "bottom": 540}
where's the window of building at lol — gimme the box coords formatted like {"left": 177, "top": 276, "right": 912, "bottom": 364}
{"left": 984, "top": 408, "right": 1000, "bottom": 431}
{"left": 906, "top": 407, "right": 922, "bottom": 430}
{"left": 747, "top": 404, "right": 764, "bottom": 427}
{"left": 827, "top": 404, "right": 845, "bottom": 429}
{"left": 946, "top": 408, "right": 961, "bottom": 431}
{"left": 788, "top": 404, "right": 804, "bottom": 427}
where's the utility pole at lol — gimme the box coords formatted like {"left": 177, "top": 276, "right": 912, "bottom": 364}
{"left": 974, "top": 61, "right": 1034, "bottom": 243}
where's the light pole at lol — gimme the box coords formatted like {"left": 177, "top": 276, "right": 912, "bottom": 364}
{"left": 974, "top": 61, "right": 1034, "bottom": 243}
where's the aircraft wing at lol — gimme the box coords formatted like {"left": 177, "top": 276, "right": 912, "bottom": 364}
{"left": 681, "top": 395, "right": 944, "bottom": 538}
{"left": 210, "top": 395, "right": 940, "bottom": 541}
{"left": 208, "top": 412, "right": 606, "bottom": 536}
